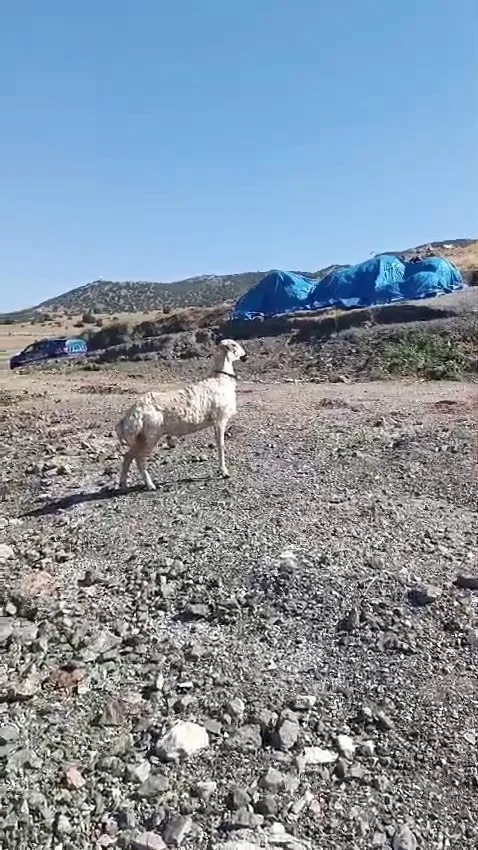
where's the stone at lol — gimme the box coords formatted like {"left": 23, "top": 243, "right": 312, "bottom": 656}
{"left": 229, "top": 807, "right": 264, "bottom": 829}
{"left": 99, "top": 698, "right": 127, "bottom": 727}
{"left": 0, "top": 725, "right": 20, "bottom": 745}
{"left": 274, "top": 718, "right": 300, "bottom": 751}
{"left": 55, "top": 814, "right": 73, "bottom": 835}
{"left": 360, "top": 740, "right": 375, "bottom": 758}
{"left": 407, "top": 584, "right": 441, "bottom": 606}
{"left": 0, "top": 618, "right": 14, "bottom": 644}
{"left": 156, "top": 721, "right": 209, "bottom": 761}
{"left": 392, "top": 824, "right": 417, "bottom": 850}
{"left": 259, "top": 767, "right": 285, "bottom": 791}
{"left": 0, "top": 543, "right": 14, "bottom": 562}
{"left": 227, "top": 786, "right": 251, "bottom": 810}
{"left": 303, "top": 746, "right": 337, "bottom": 765}
{"left": 126, "top": 760, "right": 151, "bottom": 784}
{"left": 226, "top": 724, "right": 262, "bottom": 752}
{"left": 137, "top": 774, "right": 170, "bottom": 798}
{"left": 162, "top": 814, "right": 192, "bottom": 845}
{"left": 132, "top": 832, "right": 167, "bottom": 850}
{"left": 195, "top": 780, "right": 217, "bottom": 800}
{"left": 334, "top": 758, "right": 348, "bottom": 780}
{"left": 292, "top": 694, "right": 316, "bottom": 711}
{"left": 254, "top": 794, "right": 278, "bottom": 816}
{"left": 84, "top": 629, "right": 121, "bottom": 660}
{"left": 65, "top": 765, "right": 86, "bottom": 790}
{"left": 214, "top": 843, "right": 262, "bottom": 850}
{"left": 375, "top": 710, "right": 394, "bottom": 731}
{"left": 182, "top": 602, "right": 210, "bottom": 620}
{"left": 455, "top": 574, "right": 478, "bottom": 591}
{"left": 336, "top": 733, "right": 355, "bottom": 759}
{"left": 227, "top": 696, "right": 246, "bottom": 717}
{"left": 338, "top": 607, "right": 360, "bottom": 632}
{"left": 11, "top": 671, "right": 41, "bottom": 700}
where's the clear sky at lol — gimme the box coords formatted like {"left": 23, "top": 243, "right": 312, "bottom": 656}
{"left": 0, "top": 0, "right": 476, "bottom": 312}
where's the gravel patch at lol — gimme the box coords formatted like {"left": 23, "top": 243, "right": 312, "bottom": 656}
{"left": 0, "top": 372, "right": 477, "bottom": 849}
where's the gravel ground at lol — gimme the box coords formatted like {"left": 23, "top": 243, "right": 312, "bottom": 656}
{"left": 1, "top": 369, "right": 477, "bottom": 850}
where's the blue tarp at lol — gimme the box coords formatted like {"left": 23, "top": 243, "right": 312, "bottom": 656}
{"left": 231, "top": 255, "right": 464, "bottom": 320}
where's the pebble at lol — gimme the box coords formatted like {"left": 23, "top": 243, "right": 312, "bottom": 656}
{"left": 132, "top": 832, "right": 167, "bottom": 850}
{"left": 226, "top": 724, "right": 262, "bottom": 752}
{"left": 0, "top": 617, "right": 14, "bottom": 644}
{"left": 407, "top": 584, "right": 441, "bottom": 606}
{"left": 303, "top": 746, "right": 337, "bottom": 765}
{"left": 259, "top": 767, "right": 285, "bottom": 791}
{"left": 455, "top": 574, "right": 478, "bottom": 591}
{"left": 162, "top": 814, "right": 192, "bottom": 845}
{"left": 156, "top": 721, "right": 209, "bottom": 761}
{"left": 182, "top": 602, "right": 210, "bottom": 620}
{"left": 55, "top": 813, "right": 73, "bottom": 835}
{"left": 137, "top": 774, "right": 170, "bottom": 798}
{"left": 292, "top": 694, "right": 316, "bottom": 711}
{"left": 229, "top": 807, "right": 264, "bottom": 829}
{"left": 254, "top": 794, "right": 278, "bottom": 816}
{"left": 126, "top": 760, "right": 151, "bottom": 784}
{"left": 274, "top": 718, "right": 300, "bottom": 751}
{"left": 227, "top": 786, "right": 251, "bottom": 810}
{"left": 392, "top": 824, "right": 417, "bottom": 850}
{"left": 0, "top": 543, "right": 14, "bottom": 561}
{"left": 195, "top": 780, "right": 217, "bottom": 800}
{"left": 99, "top": 698, "right": 128, "bottom": 727}
{"left": 65, "top": 765, "right": 86, "bottom": 790}
{"left": 336, "top": 733, "right": 355, "bottom": 759}
{"left": 0, "top": 725, "right": 20, "bottom": 745}
{"left": 227, "top": 696, "right": 246, "bottom": 717}
{"left": 375, "top": 710, "right": 394, "bottom": 731}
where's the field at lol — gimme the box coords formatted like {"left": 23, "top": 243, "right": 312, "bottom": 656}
{"left": 1, "top": 361, "right": 477, "bottom": 850}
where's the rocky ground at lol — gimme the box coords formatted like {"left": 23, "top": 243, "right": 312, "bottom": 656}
{"left": 1, "top": 367, "right": 477, "bottom": 850}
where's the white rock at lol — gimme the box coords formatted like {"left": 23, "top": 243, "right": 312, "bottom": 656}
{"left": 292, "top": 694, "right": 316, "bottom": 711}
{"left": 336, "top": 734, "right": 355, "bottom": 759}
{"left": 302, "top": 746, "right": 337, "bottom": 765}
{"left": 360, "top": 739, "right": 375, "bottom": 758}
{"left": 157, "top": 721, "right": 209, "bottom": 761}
{"left": 0, "top": 544, "right": 14, "bottom": 562}
{"left": 213, "top": 843, "right": 262, "bottom": 850}
{"left": 131, "top": 832, "right": 167, "bottom": 850}
{"left": 392, "top": 824, "right": 417, "bottom": 850}
{"left": 227, "top": 696, "right": 246, "bottom": 717}
{"left": 128, "top": 760, "right": 151, "bottom": 784}
{"left": 195, "top": 779, "right": 217, "bottom": 800}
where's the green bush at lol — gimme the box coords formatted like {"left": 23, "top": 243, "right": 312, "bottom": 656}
{"left": 380, "top": 331, "right": 467, "bottom": 379}
{"left": 87, "top": 321, "right": 132, "bottom": 351}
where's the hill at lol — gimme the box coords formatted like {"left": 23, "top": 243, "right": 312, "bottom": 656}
{"left": 0, "top": 238, "right": 476, "bottom": 322}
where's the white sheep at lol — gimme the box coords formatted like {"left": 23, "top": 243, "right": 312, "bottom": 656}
{"left": 115, "top": 339, "right": 247, "bottom": 491}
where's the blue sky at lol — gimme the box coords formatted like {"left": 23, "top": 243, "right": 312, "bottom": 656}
{"left": 0, "top": 0, "right": 476, "bottom": 311}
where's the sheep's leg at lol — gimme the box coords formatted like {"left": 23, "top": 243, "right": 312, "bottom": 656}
{"left": 135, "top": 452, "right": 156, "bottom": 491}
{"left": 119, "top": 448, "right": 135, "bottom": 490}
{"left": 214, "top": 421, "right": 229, "bottom": 478}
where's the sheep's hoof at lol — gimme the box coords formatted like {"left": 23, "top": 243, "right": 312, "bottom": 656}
{"left": 145, "top": 482, "right": 157, "bottom": 492}
{"left": 220, "top": 469, "right": 230, "bottom": 479}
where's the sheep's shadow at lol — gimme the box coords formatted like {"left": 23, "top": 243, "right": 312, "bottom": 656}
{"left": 23, "top": 475, "right": 212, "bottom": 518}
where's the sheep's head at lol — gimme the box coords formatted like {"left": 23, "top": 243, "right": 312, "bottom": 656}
{"left": 218, "top": 338, "right": 247, "bottom": 363}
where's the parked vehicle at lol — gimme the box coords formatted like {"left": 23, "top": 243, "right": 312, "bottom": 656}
{"left": 9, "top": 337, "right": 87, "bottom": 369}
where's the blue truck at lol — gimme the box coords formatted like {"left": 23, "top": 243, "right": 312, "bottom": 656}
{"left": 9, "top": 337, "right": 87, "bottom": 369}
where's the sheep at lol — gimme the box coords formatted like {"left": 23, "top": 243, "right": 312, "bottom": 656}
{"left": 115, "top": 339, "right": 247, "bottom": 491}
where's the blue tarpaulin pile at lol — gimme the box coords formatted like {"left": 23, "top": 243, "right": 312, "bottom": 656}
{"left": 231, "top": 255, "right": 464, "bottom": 320}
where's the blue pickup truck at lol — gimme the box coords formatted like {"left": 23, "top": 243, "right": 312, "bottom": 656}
{"left": 9, "top": 337, "right": 87, "bottom": 369}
